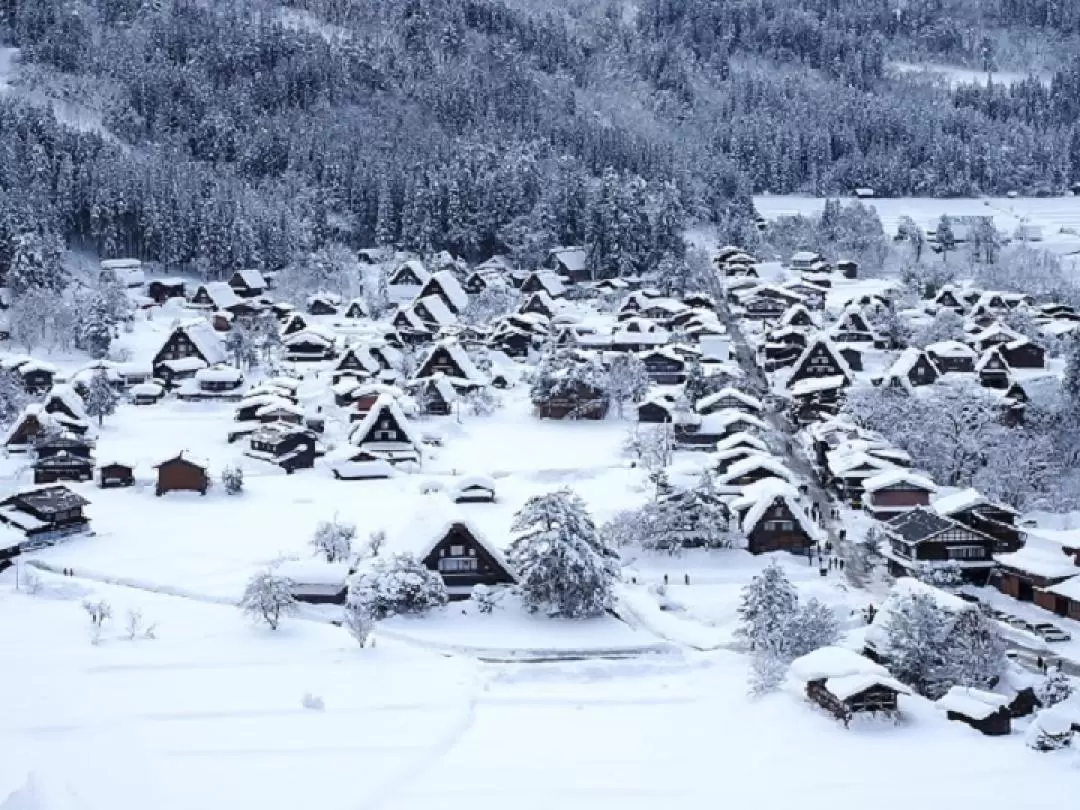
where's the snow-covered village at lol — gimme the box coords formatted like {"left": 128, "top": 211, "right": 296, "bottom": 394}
{"left": 6, "top": 0, "right": 1080, "bottom": 806}
{"left": 4, "top": 194, "right": 1080, "bottom": 806}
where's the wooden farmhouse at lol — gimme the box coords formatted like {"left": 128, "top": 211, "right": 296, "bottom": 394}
{"left": 638, "top": 348, "right": 687, "bottom": 385}
{"left": 176, "top": 366, "right": 246, "bottom": 401}
{"left": 925, "top": 340, "right": 977, "bottom": 373}
{"left": 342, "top": 298, "right": 370, "bottom": 319}
{"left": 227, "top": 269, "right": 267, "bottom": 298}
{"left": 931, "top": 488, "right": 1022, "bottom": 552}
{"left": 861, "top": 471, "right": 936, "bottom": 520}
{"left": 152, "top": 322, "right": 227, "bottom": 380}
{"left": 154, "top": 453, "right": 210, "bottom": 496}
{"left": 146, "top": 278, "right": 187, "bottom": 304}
{"left": 519, "top": 291, "right": 557, "bottom": 319}
{"left": 0, "top": 485, "right": 91, "bottom": 547}
{"left": 417, "top": 270, "right": 470, "bottom": 315}
{"left": 390, "top": 497, "right": 517, "bottom": 599}
{"left": 387, "top": 260, "right": 430, "bottom": 293}
{"left": 413, "top": 340, "right": 486, "bottom": 389}
{"left": 976, "top": 347, "right": 1011, "bottom": 389}
{"left": 18, "top": 361, "right": 57, "bottom": 394}
{"left": 409, "top": 295, "right": 457, "bottom": 331}
{"left": 790, "top": 647, "right": 910, "bottom": 728}
{"left": 349, "top": 394, "right": 421, "bottom": 466}
{"left": 937, "top": 687, "right": 1012, "bottom": 736}
{"left": 731, "top": 479, "right": 823, "bottom": 555}
{"left": 33, "top": 434, "right": 95, "bottom": 485}
{"left": 2, "top": 405, "right": 59, "bottom": 453}
{"left": 410, "top": 374, "right": 459, "bottom": 415}
{"left": 306, "top": 292, "right": 341, "bottom": 316}
{"left": 1000, "top": 337, "right": 1045, "bottom": 369}
{"left": 246, "top": 424, "right": 321, "bottom": 473}
{"left": 329, "top": 447, "right": 395, "bottom": 481}
{"left": 637, "top": 397, "right": 675, "bottom": 424}
{"left": 717, "top": 454, "right": 798, "bottom": 489}
{"left": 787, "top": 338, "right": 852, "bottom": 388}
{"left": 281, "top": 312, "right": 309, "bottom": 336}
{"left": 283, "top": 329, "right": 337, "bottom": 362}
{"left": 542, "top": 246, "right": 588, "bottom": 283}
{"left": 881, "top": 348, "right": 940, "bottom": 390}
{"left": 695, "top": 388, "right": 762, "bottom": 417}
{"left": 934, "top": 286, "right": 965, "bottom": 312}
{"left": 463, "top": 271, "right": 489, "bottom": 295}
{"left": 881, "top": 507, "right": 997, "bottom": 584}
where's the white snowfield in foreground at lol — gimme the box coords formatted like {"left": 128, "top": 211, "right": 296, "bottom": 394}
{"left": 1, "top": 576, "right": 1076, "bottom": 810}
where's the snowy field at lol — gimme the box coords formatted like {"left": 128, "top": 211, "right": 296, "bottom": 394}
{"left": 4, "top": 572, "right": 1079, "bottom": 810}
{"left": 753, "top": 195, "right": 1080, "bottom": 260}
{"left": 889, "top": 61, "right": 1051, "bottom": 89}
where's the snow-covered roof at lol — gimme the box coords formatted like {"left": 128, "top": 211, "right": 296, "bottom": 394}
{"left": 731, "top": 478, "right": 823, "bottom": 542}
{"left": 449, "top": 474, "right": 496, "bottom": 499}
{"left": 154, "top": 451, "right": 209, "bottom": 470}
{"left": 861, "top": 470, "right": 936, "bottom": 493}
{"left": 130, "top": 382, "right": 164, "bottom": 396}
{"left": 789, "top": 646, "right": 911, "bottom": 701}
{"left": 925, "top": 340, "right": 977, "bottom": 359}
{"left": 1043, "top": 576, "right": 1080, "bottom": 601}
{"left": 695, "top": 387, "right": 762, "bottom": 413}
{"left": 384, "top": 493, "right": 515, "bottom": 579}
{"left": 969, "top": 322, "right": 1021, "bottom": 344}
{"left": 194, "top": 365, "right": 243, "bottom": 384}
{"left": 427, "top": 270, "right": 470, "bottom": 312}
{"left": 179, "top": 320, "right": 227, "bottom": 366}
{"left": 548, "top": 246, "right": 586, "bottom": 274}
{"left": 995, "top": 545, "right": 1080, "bottom": 579}
{"left": 826, "top": 449, "right": 898, "bottom": 477}
{"left": 715, "top": 432, "right": 769, "bottom": 454}
{"left": 936, "top": 686, "right": 1009, "bottom": 720}
{"left": 45, "top": 384, "right": 87, "bottom": 420}
{"left": 233, "top": 268, "right": 266, "bottom": 289}
{"left": 159, "top": 356, "right": 208, "bottom": 373}
{"left": 718, "top": 454, "right": 796, "bottom": 485}
{"left": 18, "top": 359, "right": 58, "bottom": 375}
{"left": 197, "top": 281, "right": 243, "bottom": 310}
{"left": 697, "top": 409, "right": 767, "bottom": 436}
{"left": 415, "top": 339, "right": 487, "bottom": 385}
{"left": 528, "top": 271, "right": 565, "bottom": 297}
{"left": 411, "top": 295, "right": 457, "bottom": 327}
{"left": 350, "top": 393, "right": 421, "bottom": 449}
{"left": 790, "top": 251, "right": 822, "bottom": 264}
{"left": 284, "top": 328, "right": 335, "bottom": 348}
{"left": 256, "top": 400, "right": 304, "bottom": 418}
{"left": 788, "top": 374, "right": 848, "bottom": 398}
{"left": 274, "top": 560, "right": 351, "bottom": 587}
{"left": 885, "top": 348, "right": 938, "bottom": 382}
{"left": 101, "top": 258, "right": 142, "bottom": 270}
{"left": 390, "top": 259, "right": 431, "bottom": 285}
{"left": 931, "top": 488, "right": 990, "bottom": 517}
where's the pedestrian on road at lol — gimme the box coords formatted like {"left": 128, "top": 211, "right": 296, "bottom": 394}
{"left": 1037, "top": 655, "right": 1045, "bottom": 673}
{"left": 664, "top": 573, "right": 669, "bottom": 586}
{"left": 684, "top": 573, "right": 690, "bottom": 586}
{"left": 838, "top": 559, "right": 845, "bottom": 571}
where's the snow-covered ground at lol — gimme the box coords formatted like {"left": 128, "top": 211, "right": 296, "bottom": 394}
{"left": 4, "top": 571, "right": 1078, "bottom": 810}
{"left": 890, "top": 61, "right": 1051, "bottom": 89}
{"left": 753, "top": 195, "right": 1080, "bottom": 260}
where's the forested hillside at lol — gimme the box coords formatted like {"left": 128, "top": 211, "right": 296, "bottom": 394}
{"left": 0, "top": 0, "right": 1079, "bottom": 283}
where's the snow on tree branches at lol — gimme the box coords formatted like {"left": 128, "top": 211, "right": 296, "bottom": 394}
{"left": 347, "top": 554, "right": 448, "bottom": 620}
{"left": 311, "top": 517, "right": 357, "bottom": 563}
{"left": 240, "top": 572, "right": 297, "bottom": 631}
{"left": 508, "top": 489, "right": 619, "bottom": 618}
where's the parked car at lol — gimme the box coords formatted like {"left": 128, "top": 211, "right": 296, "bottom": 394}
{"left": 1033, "top": 623, "right": 1072, "bottom": 643}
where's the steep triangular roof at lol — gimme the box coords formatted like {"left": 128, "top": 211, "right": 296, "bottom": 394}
{"left": 418, "top": 270, "right": 469, "bottom": 313}
{"left": 350, "top": 394, "right": 421, "bottom": 449}
{"left": 413, "top": 339, "right": 486, "bottom": 385}
{"left": 787, "top": 336, "right": 853, "bottom": 387}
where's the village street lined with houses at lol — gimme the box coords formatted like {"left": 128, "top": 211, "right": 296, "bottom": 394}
{"left": 5, "top": 198, "right": 1080, "bottom": 806}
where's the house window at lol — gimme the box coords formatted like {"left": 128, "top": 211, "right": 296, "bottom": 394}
{"left": 764, "top": 520, "right": 794, "bottom": 532}
{"left": 948, "top": 545, "right": 986, "bottom": 560}
{"left": 439, "top": 558, "right": 478, "bottom": 573}
{"left": 449, "top": 545, "right": 465, "bottom": 556}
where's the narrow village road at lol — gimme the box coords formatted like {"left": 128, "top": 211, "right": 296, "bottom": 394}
{"left": 708, "top": 271, "right": 847, "bottom": 566}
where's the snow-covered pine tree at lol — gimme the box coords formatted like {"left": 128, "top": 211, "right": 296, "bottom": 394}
{"left": 1026, "top": 711, "right": 1074, "bottom": 751}
{"left": 935, "top": 215, "right": 955, "bottom": 261}
{"left": 346, "top": 553, "right": 448, "bottom": 620}
{"left": 84, "top": 369, "right": 120, "bottom": 426}
{"left": 735, "top": 562, "right": 798, "bottom": 651}
{"left": 221, "top": 464, "right": 244, "bottom": 495}
{"left": 784, "top": 598, "right": 841, "bottom": 661}
{"left": 311, "top": 517, "right": 357, "bottom": 563}
{"left": 604, "top": 353, "right": 650, "bottom": 417}
{"left": 76, "top": 293, "right": 116, "bottom": 359}
{"left": 938, "top": 606, "right": 1007, "bottom": 691}
{"left": 508, "top": 489, "right": 619, "bottom": 618}
{"left": 1035, "top": 668, "right": 1074, "bottom": 708}
{"left": 882, "top": 591, "right": 952, "bottom": 696}
{"left": 0, "top": 369, "right": 27, "bottom": 425}
{"left": 240, "top": 572, "right": 297, "bottom": 631}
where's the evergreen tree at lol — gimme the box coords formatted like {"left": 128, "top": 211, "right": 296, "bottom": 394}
{"left": 784, "top": 598, "right": 841, "bottom": 661}
{"left": 735, "top": 562, "right": 798, "bottom": 651}
{"left": 603, "top": 353, "right": 651, "bottom": 417}
{"left": 1035, "top": 668, "right": 1074, "bottom": 708}
{"left": 935, "top": 215, "right": 956, "bottom": 261}
{"left": 507, "top": 489, "right": 619, "bottom": 618}
{"left": 76, "top": 294, "right": 116, "bottom": 359}
{"left": 84, "top": 369, "right": 120, "bottom": 426}
{"left": 882, "top": 592, "right": 952, "bottom": 696}
{"left": 939, "top": 607, "right": 1007, "bottom": 690}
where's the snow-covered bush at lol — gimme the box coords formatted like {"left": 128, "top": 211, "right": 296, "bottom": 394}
{"left": 470, "top": 583, "right": 497, "bottom": 614}
{"left": 83, "top": 599, "right": 112, "bottom": 644}
{"left": 507, "top": 489, "right": 619, "bottom": 619}
{"left": 347, "top": 553, "right": 448, "bottom": 620}
{"left": 1026, "top": 710, "right": 1074, "bottom": 751}
{"left": 311, "top": 517, "right": 356, "bottom": 563}
{"left": 1036, "top": 668, "right": 1074, "bottom": 708}
{"left": 342, "top": 593, "right": 375, "bottom": 647}
{"left": 221, "top": 464, "right": 244, "bottom": 495}
{"left": 240, "top": 572, "right": 297, "bottom": 631}
{"left": 301, "top": 693, "right": 325, "bottom": 711}
{"left": 914, "top": 561, "right": 965, "bottom": 591}
{"left": 464, "top": 387, "right": 501, "bottom": 416}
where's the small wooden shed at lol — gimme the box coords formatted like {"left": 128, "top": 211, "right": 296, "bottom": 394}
{"left": 99, "top": 462, "right": 136, "bottom": 489}
{"left": 937, "top": 687, "right": 1012, "bottom": 736}
{"left": 154, "top": 453, "right": 209, "bottom": 496}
